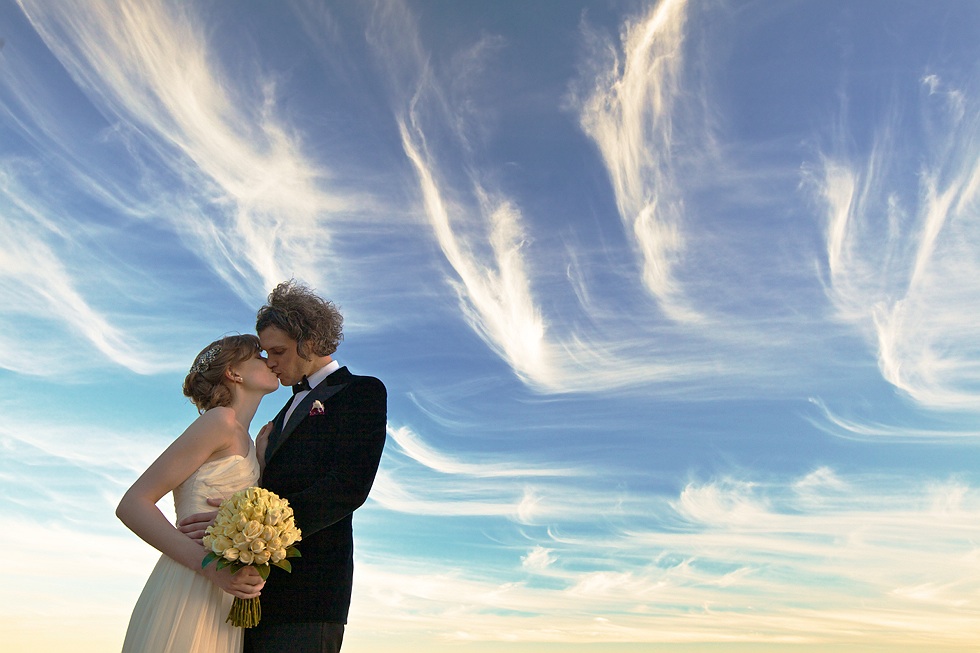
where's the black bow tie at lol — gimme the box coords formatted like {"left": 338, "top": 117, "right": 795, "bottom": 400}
{"left": 292, "top": 376, "right": 312, "bottom": 394}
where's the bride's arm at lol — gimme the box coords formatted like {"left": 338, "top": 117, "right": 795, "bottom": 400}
{"left": 116, "top": 408, "right": 264, "bottom": 599}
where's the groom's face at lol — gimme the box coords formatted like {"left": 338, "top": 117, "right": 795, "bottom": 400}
{"left": 258, "top": 326, "right": 307, "bottom": 387}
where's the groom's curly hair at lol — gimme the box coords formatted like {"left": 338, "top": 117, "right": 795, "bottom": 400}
{"left": 255, "top": 279, "right": 344, "bottom": 360}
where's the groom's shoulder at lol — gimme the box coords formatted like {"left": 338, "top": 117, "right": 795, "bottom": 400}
{"left": 351, "top": 372, "right": 385, "bottom": 391}
{"left": 343, "top": 369, "right": 386, "bottom": 397}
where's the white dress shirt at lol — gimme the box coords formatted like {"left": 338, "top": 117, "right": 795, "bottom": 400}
{"left": 283, "top": 359, "right": 340, "bottom": 425}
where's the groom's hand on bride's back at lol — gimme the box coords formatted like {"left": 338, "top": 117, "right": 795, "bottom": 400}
{"left": 177, "top": 498, "right": 222, "bottom": 544}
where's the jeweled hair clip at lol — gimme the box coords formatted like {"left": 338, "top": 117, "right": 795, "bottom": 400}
{"left": 189, "top": 345, "right": 221, "bottom": 374}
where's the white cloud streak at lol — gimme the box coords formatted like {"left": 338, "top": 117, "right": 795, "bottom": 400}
{"left": 352, "top": 467, "right": 980, "bottom": 647}
{"left": 814, "top": 74, "right": 980, "bottom": 411}
{"left": 371, "top": 424, "right": 589, "bottom": 520}
{"left": 371, "top": 0, "right": 765, "bottom": 396}
{"left": 578, "top": 0, "right": 701, "bottom": 323}
{"left": 398, "top": 114, "right": 552, "bottom": 385}
{"left": 13, "top": 0, "right": 358, "bottom": 299}
{"left": 0, "top": 171, "right": 174, "bottom": 374}
{"left": 807, "top": 397, "right": 980, "bottom": 440}
{"left": 386, "top": 425, "right": 570, "bottom": 478}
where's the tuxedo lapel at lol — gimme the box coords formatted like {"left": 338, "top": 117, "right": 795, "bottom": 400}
{"left": 270, "top": 400, "right": 290, "bottom": 433}
{"left": 265, "top": 367, "right": 352, "bottom": 463}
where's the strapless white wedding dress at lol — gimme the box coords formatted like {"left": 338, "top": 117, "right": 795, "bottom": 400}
{"left": 122, "top": 442, "right": 260, "bottom": 653}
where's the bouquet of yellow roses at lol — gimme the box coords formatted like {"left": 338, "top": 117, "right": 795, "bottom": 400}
{"left": 202, "top": 487, "right": 302, "bottom": 627}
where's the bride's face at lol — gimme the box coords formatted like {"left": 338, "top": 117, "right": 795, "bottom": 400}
{"left": 258, "top": 326, "right": 306, "bottom": 387}
{"left": 235, "top": 352, "right": 280, "bottom": 394}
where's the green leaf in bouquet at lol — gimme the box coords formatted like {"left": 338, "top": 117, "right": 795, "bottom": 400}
{"left": 286, "top": 547, "right": 302, "bottom": 558}
{"left": 257, "top": 564, "right": 271, "bottom": 580}
{"left": 202, "top": 551, "right": 220, "bottom": 569}
{"left": 271, "top": 559, "right": 293, "bottom": 573}
{"left": 217, "top": 558, "right": 236, "bottom": 571}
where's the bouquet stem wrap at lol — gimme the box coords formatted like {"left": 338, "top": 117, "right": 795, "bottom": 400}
{"left": 228, "top": 596, "right": 262, "bottom": 628}
{"left": 201, "top": 487, "right": 302, "bottom": 628}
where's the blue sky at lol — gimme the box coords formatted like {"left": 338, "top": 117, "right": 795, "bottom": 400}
{"left": 1, "top": 1, "right": 979, "bottom": 651}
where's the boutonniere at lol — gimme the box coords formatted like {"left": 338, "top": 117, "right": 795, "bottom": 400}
{"left": 309, "top": 400, "right": 325, "bottom": 416}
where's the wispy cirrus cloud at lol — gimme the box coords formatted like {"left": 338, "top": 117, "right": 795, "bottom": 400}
{"left": 386, "top": 425, "right": 570, "bottom": 478}
{"left": 807, "top": 397, "right": 980, "bottom": 441}
{"left": 363, "top": 0, "right": 559, "bottom": 388}
{"left": 354, "top": 466, "right": 980, "bottom": 647}
{"left": 12, "top": 0, "right": 363, "bottom": 299}
{"left": 398, "top": 115, "right": 551, "bottom": 386}
{"left": 813, "top": 74, "right": 980, "bottom": 412}
{"left": 372, "top": 424, "right": 587, "bottom": 520}
{"left": 371, "top": 423, "right": 980, "bottom": 646}
{"left": 0, "top": 172, "right": 176, "bottom": 375}
{"left": 370, "top": 0, "right": 771, "bottom": 396}
{"left": 577, "top": 0, "right": 701, "bottom": 323}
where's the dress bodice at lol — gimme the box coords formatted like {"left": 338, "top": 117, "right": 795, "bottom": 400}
{"left": 172, "top": 441, "right": 260, "bottom": 522}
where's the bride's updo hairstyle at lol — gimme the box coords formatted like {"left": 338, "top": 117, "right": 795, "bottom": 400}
{"left": 182, "top": 334, "right": 262, "bottom": 413}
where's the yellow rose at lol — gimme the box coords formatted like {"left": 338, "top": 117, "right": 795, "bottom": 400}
{"left": 270, "top": 548, "right": 287, "bottom": 563}
{"left": 222, "top": 547, "right": 240, "bottom": 562}
{"left": 264, "top": 509, "right": 282, "bottom": 526}
{"left": 243, "top": 520, "right": 263, "bottom": 541}
{"left": 232, "top": 532, "right": 248, "bottom": 547}
{"left": 211, "top": 535, "right": 234, "bottom": 554}
{"left": 249, "top": 539, "right": 267, "bottom": 553}
{"left": 238, "top": 550, "right": 255, "bottom": 565}
{"left": 253, "top": 549, "right": 272, "bottom": 565}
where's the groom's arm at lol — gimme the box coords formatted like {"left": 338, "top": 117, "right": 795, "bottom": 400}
{"left": 176, "top": 501, "right": 221, "bottom": 544}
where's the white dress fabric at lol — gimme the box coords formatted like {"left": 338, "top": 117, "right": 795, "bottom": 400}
{"left": 122, "top": 442, "right": 260, "bottom": 653}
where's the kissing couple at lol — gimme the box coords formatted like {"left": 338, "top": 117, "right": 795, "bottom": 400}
{"left": 117, "top": 279, "right": 387, "bottom": 653}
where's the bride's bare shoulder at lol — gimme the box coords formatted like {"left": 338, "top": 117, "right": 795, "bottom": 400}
{"left": 196, "top": 406, "right": 237, "bottom": 426}
{"left": 185, "top": 406, "right": 241, "bottom": 443}
{"left": 185, "top": 407, "right": 245, "bottom": 459}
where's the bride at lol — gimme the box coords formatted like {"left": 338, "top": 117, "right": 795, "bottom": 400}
{"left": 117, "top": 334, "right": 280, "bottom": 652}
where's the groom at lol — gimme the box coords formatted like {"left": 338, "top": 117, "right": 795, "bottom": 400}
{"left": 180, "top": 280, "right": 387, "bottom": 653}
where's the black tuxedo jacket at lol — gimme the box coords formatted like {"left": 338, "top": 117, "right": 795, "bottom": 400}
{"left": 257, "top": 366, "right": 386, "bottom": 624}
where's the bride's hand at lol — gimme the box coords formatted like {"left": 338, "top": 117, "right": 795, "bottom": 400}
{"left": 205, "top": 563, "right": 265, "bottom": 599}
